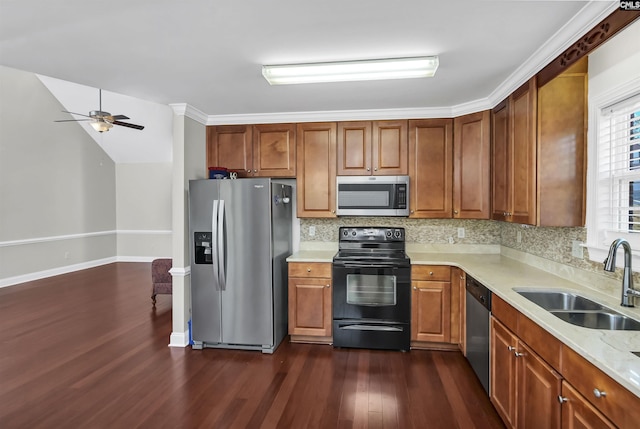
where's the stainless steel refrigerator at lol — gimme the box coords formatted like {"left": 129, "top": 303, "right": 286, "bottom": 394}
{"left": 188, "top": 178, "right": 292, "bottom": 353}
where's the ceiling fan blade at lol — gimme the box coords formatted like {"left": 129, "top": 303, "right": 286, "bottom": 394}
{"left": 54, "top": 119, "right": 93, "bottom": 122}
{"left": 111, "top": 114, "right": 130, "bottom": 120}
{"left": 61, "top": 110, "right": 93, "bottom": 118}
{"left": 113, "top": 120, "right": 145, "bottom": 130}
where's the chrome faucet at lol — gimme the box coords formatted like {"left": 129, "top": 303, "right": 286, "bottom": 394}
{"left": 604, "top": 238, "right": 640, "bottom": 307}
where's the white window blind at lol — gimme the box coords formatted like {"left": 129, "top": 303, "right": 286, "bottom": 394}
{"left": 597, "top": 93, "right": 640, "bottom": 240}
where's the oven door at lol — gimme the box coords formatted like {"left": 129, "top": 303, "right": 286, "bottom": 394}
{"left": 332, "top": 262, "right": 410, "bottom": 323}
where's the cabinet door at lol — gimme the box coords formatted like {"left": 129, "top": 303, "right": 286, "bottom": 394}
{"left": 373, "top": 120, "right": 408, "bottom": 175}
{"left": 408, "top": 119, "right": 453, "bottom": 218}
{"left": 252, "top": 123, "right": 296, "bottom": 177}
{"left": 288, "top": 277, "right": 332, "bottom": 337}
{"left": 411, "top": 280, "right": 451, "bottom": 343}
{"left": 453, "top": 111, "right": 491, "bottom": 219}
{"left": 296, "top": 122, "right": 337, "bottom": 217}
{"left": 490, "top": 317, "right": 518, "bottom": 428}
{"left": 537, "top": 57, "right": 587, "bottom": 227}
{"left": 337, "top": 121, "right": 372, "bottom": 175}
{"left": 560, "top": 381, "right": 616, "bottom": 429}
{"left": 510, "top": 78, "right": 537, "bottom": 225}
{"left": 207, "top": 125, "right": 253, "bottom": 174}
{"left": 517, "top": 342, "right": 562, "bottom": 429}
{"left": 491, "top": 100, "right": 510, "bottom": 221}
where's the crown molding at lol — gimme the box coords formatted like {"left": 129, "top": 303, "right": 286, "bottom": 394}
{"left": 169, "top": 103, "right": 208, "bottom": 124}
{"left": 486, "top": 0, "right": 617, "bottom": 108}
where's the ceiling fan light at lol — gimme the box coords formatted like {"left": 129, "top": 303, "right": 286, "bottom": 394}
{"left": 262, "top": 56, "right": 439, "bottom": 85}
{"left": 90, "top": 120, "right": 113, "bottom": 133}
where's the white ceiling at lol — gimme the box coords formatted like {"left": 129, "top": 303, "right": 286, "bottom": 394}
{"left": 0, "top": 1, "right": 619, "bottom": 122}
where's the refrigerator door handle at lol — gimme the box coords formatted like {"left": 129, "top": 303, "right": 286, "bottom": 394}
{"left": 217, "top": 199, "right": 226, "bottom": 291}
{"left": 212, "top": 199, "right": 220, "bottom": 291}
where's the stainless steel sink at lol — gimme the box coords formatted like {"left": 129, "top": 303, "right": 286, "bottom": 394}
{"left": 551, "top": 311, "right": 640, "bottom": 331}
{"left": 516, "top": 290, "right": 605, "bottom": 311}
{"left": 514, "top": 289, "right": 640, "bottom": 331}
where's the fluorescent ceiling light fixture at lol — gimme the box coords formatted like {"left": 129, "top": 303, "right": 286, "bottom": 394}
{"left": 262, "top": 56, "right": 439, "bottom": 85}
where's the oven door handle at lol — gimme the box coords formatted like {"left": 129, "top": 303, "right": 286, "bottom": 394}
{"left": 335, "top": 262, "right": 402, "bottom": 269}
{"left": 338, "top": 324, "right": 404, "bottom": 332}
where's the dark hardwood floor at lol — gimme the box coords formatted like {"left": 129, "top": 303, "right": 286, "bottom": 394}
{"left": 0, "top": 263, "right": 504, "bottom": 428}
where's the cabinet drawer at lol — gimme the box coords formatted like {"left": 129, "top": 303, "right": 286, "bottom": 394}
{"left": 561, "top": 345, "right": 640, "bottom": 428}
{"left": 518, "top": 314, "right": 561, "bottom": 371}
{"left": 288, "top": 262, "right": 332, "bottom": 278}
{"left": 412, "top": 265, "right": 451, "bottom": 281}
{"left": 491, "top": 294, "right": 518, "bottom": 334}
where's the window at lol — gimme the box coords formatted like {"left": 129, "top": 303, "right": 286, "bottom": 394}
{"left": 589, "top": 93, "right": 640, "bottom": 263}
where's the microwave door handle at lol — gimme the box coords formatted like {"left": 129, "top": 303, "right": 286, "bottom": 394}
{"left": 212, "top": 200, "right": 220, "bottom": 291}
{"left": 217, "top": 200, "right": 226, "bottom": 291}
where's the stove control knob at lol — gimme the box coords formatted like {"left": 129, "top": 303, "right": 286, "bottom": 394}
{"left": 385, "top": 230, "right": 392, "bottom": 238}
{"left": 351, "top": 230, "right": 357, "bottom": 236}
{"left": 342, "top": 229, "right": 349, "bottom": 237}
{"left": 394, "top": 230, "right": 402, "bottom": 238}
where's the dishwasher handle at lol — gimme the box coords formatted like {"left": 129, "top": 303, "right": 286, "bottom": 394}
{"left": 466, "top": 276, "right": 492, "bottom": 311}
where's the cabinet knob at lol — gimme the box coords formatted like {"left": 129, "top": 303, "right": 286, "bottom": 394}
{"left": 413, "top": 286, "right": 417, "bottom": 290}
{"left": 331, "top": 210, "right": 335, "bottom": 214}
{"left": 253, "top": 169, "right": 257, "bottom": 173}
{"left": 367, "top": 167, "right": 370, "bottom": 171}
{"left": 326, "top": 284, "right": 330, "bottom": 288}
{"left": 454, "top": 210, "right": 458, "bottom": 215}
{"left": 557, "top": 396, "right": 568, "bottom": 404}
{"left": 307, "top": 268, "right": 311, "bottom": 272}
{"left": 514, "top": 351, "right": 525, "bottom": 357}
{"left": 247, "top": 170, "right": 251, "bottom": 173}
{"left": 429, "top": 271, "right": 434, "bottom": 276}
{"left": 374, "top": 167, "right": 378, "bottom": 171}
{"left": 507, "top": 346, "right": 516, "bottom": 351}
{"left": 593, "top": 388, "right": 606, "bottom": 399}
{"left": 410, "top": 210, "right": 414, "bottom": 214}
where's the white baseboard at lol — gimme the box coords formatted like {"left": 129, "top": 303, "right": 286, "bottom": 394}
{"left": 0, "top": 257, "right": 117, "bottom": 288}
{"left": 169, "top": 331, "right": 190, "bottom": 348}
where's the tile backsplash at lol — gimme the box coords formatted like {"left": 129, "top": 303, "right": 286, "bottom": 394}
{"left": 299, "top": 218, "right": 632, "bottom": 283}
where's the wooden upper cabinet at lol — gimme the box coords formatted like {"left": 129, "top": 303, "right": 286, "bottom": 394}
{"left": 252, "top": 123, "right": 296, "bottom": 177}
{"left": 206, "top": 124, "right": 295, "bottom": 177}
{"left": 373, "top": 120, "right": 408, "bottom": 175}
{"left": 337, "top": 121, "right": 372, "bottom": 175}
{"left": 408, "top": 119, "right": 453, "bottom": 218}
{"left": 491, "top": 100, "right": 510, "bottom": 222}
{"left": 206, "top": 125, "right": 253, "bottom": 173}
{"left": 490, "top": 77, "right": 537, "bottom": 225}
{"left": 453, "top": 111, "right": 490, "bottom": 219}
{"left": 337, "top": 120, "right": 407, "bottom": 175}
{"left": 510, "top": 77, "right": 538, "bottom": 225}
{"left": 296, "top": 122, "right": 337, "bottom": 218}
{"left": 537, "top": 57, "right": 587, "bottom": 227}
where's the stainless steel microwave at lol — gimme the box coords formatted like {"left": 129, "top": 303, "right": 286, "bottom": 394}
{"left": 336, "top": 175, "right": 410, "bottom": 216}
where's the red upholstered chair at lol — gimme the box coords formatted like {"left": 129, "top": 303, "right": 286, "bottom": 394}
{"left": 151, "top": 258, "right": 172, "bottom": 305}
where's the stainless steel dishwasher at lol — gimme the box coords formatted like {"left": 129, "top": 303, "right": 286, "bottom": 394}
{"left": 465, "top": 275, "right": 492, "bottom": 394}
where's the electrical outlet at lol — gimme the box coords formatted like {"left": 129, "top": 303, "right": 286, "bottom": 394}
{"left": 308, "top": 226, "right": 316, "bottom": 237}
{"left": 517, "top": 231, "right": 522, "bottom": 244}
{"left": 457, "top": 227, "right": 465, "bottom": 238}
{"left": 448, "top": 236, "right": 454, "bottom": 244}
{"left": 572, "top": 240, "right": 584, "bottom": 259}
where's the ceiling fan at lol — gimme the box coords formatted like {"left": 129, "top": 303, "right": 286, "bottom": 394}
{"left": 55, "top": 89, "right": 144, "bottom": 132}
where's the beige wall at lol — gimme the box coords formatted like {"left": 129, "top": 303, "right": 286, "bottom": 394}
{"left": 0, "top": 66, "right": 117, "bottom": 285}
{"left": 116, "top": 162, "right": 173, "bottom": 259}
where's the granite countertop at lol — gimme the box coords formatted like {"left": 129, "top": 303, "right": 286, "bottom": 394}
{"left": 287, "top": 245, "right": 640, "bottom": 398}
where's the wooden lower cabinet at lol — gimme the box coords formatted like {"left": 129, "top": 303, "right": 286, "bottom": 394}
{"left": 560, "top": 381, "right": 616, "bottom": 429}
{"left": 288, "top": 262, "right": 332, "bottom": 343}
{"left": 491, "top": 295, "right": 639, "bottom": 429}
{"left": 490, "top": 316, "right": 561, "bottom": 429}
{"left": 411, "top": 266, "right": 458, "bottom": 348}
